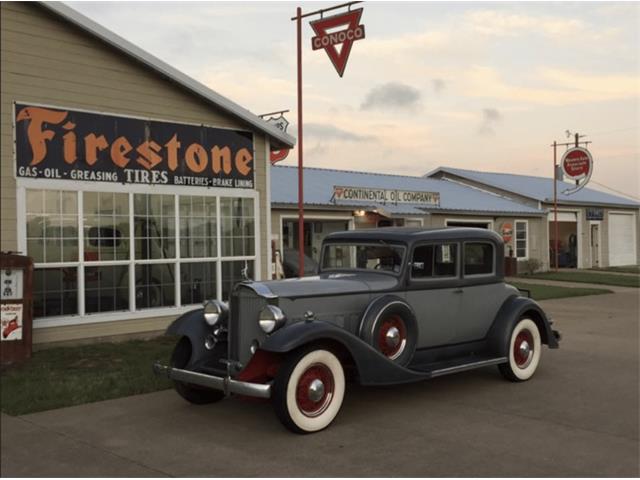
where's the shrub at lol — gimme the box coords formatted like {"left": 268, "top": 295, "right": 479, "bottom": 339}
{"left": 520, "top": 258, "right": 542, "bottom": 275}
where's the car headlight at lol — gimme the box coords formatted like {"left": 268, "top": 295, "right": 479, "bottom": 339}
{"left": 258, "top": 305, "right": 286, "bottom": 333}
{"left": 203, "top": 300, "right": 228, "bottom": 326}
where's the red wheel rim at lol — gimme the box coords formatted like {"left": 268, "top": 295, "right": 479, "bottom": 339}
{"left": 295, "top": 363, "right": 334, "bottom": 417}
{"left": 514, "top": 330, "right": 534, "bottom": 368}
{"left": 378, "top": 314, "right": 407, "bottom": 360}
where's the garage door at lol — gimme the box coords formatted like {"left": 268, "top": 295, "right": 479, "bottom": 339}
{"left": 609, "top": 213, "right": 637, "bottom": 266}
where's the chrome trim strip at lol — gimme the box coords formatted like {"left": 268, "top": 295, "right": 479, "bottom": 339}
{"left": 430, "top": 357, "right": 507, "bottom": 378}
{"left": 153, "top": 363, "right": 271, "bottom": 399}
{"left": 237, "top": 282, "right": 278, "bottom": 299}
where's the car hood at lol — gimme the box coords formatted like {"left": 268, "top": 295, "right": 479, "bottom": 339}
{"left": 246, "top": 272, "right": 400, "bottom": 299}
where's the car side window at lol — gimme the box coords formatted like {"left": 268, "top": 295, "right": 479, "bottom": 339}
{"left": 411, "top": 243, "right": 458, "bottom": 279}
{"left": 464, "top": 242, "right": 494, "bottom": 276}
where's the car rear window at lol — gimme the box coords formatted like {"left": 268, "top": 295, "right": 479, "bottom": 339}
{"left": 464, "top": 242, "right": 494, "bottom": 276}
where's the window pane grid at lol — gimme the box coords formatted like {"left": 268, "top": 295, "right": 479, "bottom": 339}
{"left": 27, "top": 189, "right": 257, "bottom": 321}
{"left": 515, "top": 221, "right": 528, "bottom": 258}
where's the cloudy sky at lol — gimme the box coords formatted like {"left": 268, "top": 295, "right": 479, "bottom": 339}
{"left": 69, "top": 1, "right": 640, "bottom": 199}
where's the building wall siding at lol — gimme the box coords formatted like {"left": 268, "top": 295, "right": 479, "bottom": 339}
{"left": 1, "top": 2, "right": 270, "bottom": 344}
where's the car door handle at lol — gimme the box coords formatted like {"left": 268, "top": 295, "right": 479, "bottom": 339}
{"left": 453, "top": 288, "right": 464, "bottom": 294}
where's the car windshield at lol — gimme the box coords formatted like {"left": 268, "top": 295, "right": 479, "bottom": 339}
{"left": 321, "top": 243, "right": 405, "bottom": 274}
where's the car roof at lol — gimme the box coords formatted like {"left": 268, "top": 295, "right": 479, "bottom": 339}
{"left": 323, "top": 226, "right": 503, "bottom": 244}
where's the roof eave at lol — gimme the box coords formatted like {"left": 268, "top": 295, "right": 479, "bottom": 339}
{"left": 38, "top": 1, "right": 296, "bottom": 149}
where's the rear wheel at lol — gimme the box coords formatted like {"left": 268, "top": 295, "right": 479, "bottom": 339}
{"left": 499, "top": 318, "right": 542, "bottom": 382}
{"left": 171, "top": 337, "right": 224, "bottom": 404}
{"left": 272, "top": 347, "right": 345, "bottom": 434}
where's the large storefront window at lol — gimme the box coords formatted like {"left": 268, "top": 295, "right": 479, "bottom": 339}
{"left": 26, "top": 188, "right": 257, "bottom": 322}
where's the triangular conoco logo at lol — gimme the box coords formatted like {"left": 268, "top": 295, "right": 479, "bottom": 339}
{"left": 310, "top": 8, "right": 365, "bottom": 77}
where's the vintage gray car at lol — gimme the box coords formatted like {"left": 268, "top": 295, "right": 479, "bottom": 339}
{"left": 154, "top": 227, "right": 560, "bottom": 433}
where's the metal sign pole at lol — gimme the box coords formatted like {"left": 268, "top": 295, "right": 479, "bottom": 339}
{"left": 553, "top": 141, "right": 559, "bottom": 272}
{"left": 551, "top": 132, "right": 593, "bottom": 272}
{"left": 296, "top": 6, "right": 305, "bottom": 278}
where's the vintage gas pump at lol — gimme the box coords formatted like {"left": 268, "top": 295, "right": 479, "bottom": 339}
{"left": 1, "top": 252, "right": 34, "bottom": 364}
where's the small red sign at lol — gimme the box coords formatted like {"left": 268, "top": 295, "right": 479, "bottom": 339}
{"left": 501, "top": 222, "right": 513, "bottom": 244}
{"left": 310, "top": 8, "right": 365, "bottom": 77}
{"left": 562, "top": 147, "right": 592, "bottom": 179}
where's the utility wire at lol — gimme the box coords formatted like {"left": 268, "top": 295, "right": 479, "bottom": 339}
{"left": 589, "top": 179, "right": 640, "bottom": 201}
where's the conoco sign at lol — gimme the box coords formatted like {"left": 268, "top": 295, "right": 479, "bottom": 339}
{"left": 560, "top": 146, "right": 593, "bottom": 195}
{"left": 310, "top": 8, "right": 365, "bottom": 77}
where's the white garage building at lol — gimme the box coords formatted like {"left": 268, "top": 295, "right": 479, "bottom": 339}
{"left": 428, "top": 167, "right": 640, "bottom": 269}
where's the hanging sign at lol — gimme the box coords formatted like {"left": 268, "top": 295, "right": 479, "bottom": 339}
{"left": 560, "top": 146, "right": 593, "bottom": 195}
{"left": 332, "top": 185, "right": 440, "bottom": 206}
{"left": 310, "top": 8, "right": 365, "bottom": 77}
{"left": 15, "top": 104, "right": 255, "bottom": 189}
{"left": 266, "top": 115, "right": 291, "bottom": 164}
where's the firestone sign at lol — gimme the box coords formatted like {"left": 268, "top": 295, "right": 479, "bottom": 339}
{"left": 310, "top": 8, "right": 365, "bottom": 77}
{"left": 14, "top": 104, "right": 255, "bottom": 188}
{"left": 332, "top": 185, "right": 440, "bottom": 206}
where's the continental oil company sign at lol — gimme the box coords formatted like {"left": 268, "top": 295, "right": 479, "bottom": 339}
{"left": 332, "top": 186, "right": 440, "bottom": 205}
{"left": 14, "top": 104, "right": 255, "bottom": 188}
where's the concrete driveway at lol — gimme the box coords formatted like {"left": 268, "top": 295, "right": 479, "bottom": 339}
{"left": 2, "top": 289, "right": 638, "bottom": 477}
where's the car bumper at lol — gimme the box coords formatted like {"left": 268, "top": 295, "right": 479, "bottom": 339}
{"left": 153, "top": 362, "right": 272, "bottom": 399}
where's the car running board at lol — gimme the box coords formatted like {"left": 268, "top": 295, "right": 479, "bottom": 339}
{"left": 410, "top": 356, "right": 508, "bottom": 378}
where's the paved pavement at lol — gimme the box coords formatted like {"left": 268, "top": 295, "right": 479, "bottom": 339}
{"left": 2, "top": 289, "right": 639, "bottom": 477}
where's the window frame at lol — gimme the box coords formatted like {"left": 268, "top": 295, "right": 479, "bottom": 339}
{"left": 319, "top": 241, "right": 407, "bottom": 277}
{"left": 462, "top": 241, "right": 496, "bottom": 278}
{"left": 408, "top": 241, "right": 461, "bottom": 283}
{"left": 514, "top": 219, "right": 529, "bottom": 260}
{"left": 17, "top": 180, "right": 260, "bottom": 328}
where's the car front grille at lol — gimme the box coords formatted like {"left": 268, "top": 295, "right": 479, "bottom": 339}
{"left": 229, "top": 286, "right": 268, "bottom": 367}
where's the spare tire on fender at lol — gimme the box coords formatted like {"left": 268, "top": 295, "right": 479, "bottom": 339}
{"left": 358, "top": 295, "right": 418, "bottom": 366}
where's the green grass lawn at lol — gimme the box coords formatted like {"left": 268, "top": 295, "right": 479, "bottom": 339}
{"left": 0, "top": 336, "right": 175, "bottom": 416}
{"left": 590, "top": 265, "right": 640, "bottom": 275}
{"left": 521, "top": 271, "right": 640, "bottom": 288}
{"left": 510, "top": 282, "right": 613, "bottom": 301}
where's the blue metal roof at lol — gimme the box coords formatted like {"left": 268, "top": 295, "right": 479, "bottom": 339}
{"left": 271, "top": 166, "right": 544, "bottom": 215}
{"left": 428, "top": 167, "right": 639, "bottom": 207}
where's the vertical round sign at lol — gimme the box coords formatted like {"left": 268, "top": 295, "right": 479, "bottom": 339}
{"left": 561, "top": 147, "right": 592, "bottom": 180}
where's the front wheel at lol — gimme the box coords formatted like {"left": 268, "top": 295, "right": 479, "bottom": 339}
{"left": 499, "top": 318, "right": 542, "bottom": 382}
{"left": 272, "top": 348, "right": 345, "bottom": 434}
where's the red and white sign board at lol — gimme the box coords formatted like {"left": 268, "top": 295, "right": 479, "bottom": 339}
{"left": 310, "top": 8, "right": 365, "bottom": 77}
{"left": 1, "top": 304, "right": 23, "bottom": 341}
{"left": 501, "top": 222, "right": 513, "bottom": 244}
{"left": 562, "top": 147, "right": 592, "bottom": 179}
{"left": 560, "top": 146, "right": 593, "bottom": 195}
{"left": 266, "top": 115, "right": 291, "bottom": 164}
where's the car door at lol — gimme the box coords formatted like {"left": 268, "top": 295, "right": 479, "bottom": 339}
{"left": 405, "top": 242, "right": 461, "bottom": 348}
{"left": 455, "top": 241, "right": 509, "bottom": 343}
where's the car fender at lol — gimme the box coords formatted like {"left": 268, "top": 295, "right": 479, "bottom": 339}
{"left": 487, "top": 295, "right": 559, "bottom": 358}
{"left": 166, "top": 308, "right": 220, "bottom": 369}
{"left": 260, "top": 320, "right": 427, "bottom": 386}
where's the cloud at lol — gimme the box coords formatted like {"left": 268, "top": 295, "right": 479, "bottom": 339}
{"left": 432, "top": 78, "right": 446, "bottom": 94}
{"left": 304, "top": 123, "right": 375, "bottom": 142}
{"left": 360, "top": 82, "right": 422, "bottom": 111}
{"left": 461, "top": 66, "right": 640, "bottom": 106}
{"left": 478, "top": 108, "right": 502, "bottom": 135}
{"left": 465, "top": 10, "right": 621, "bottom": 42}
